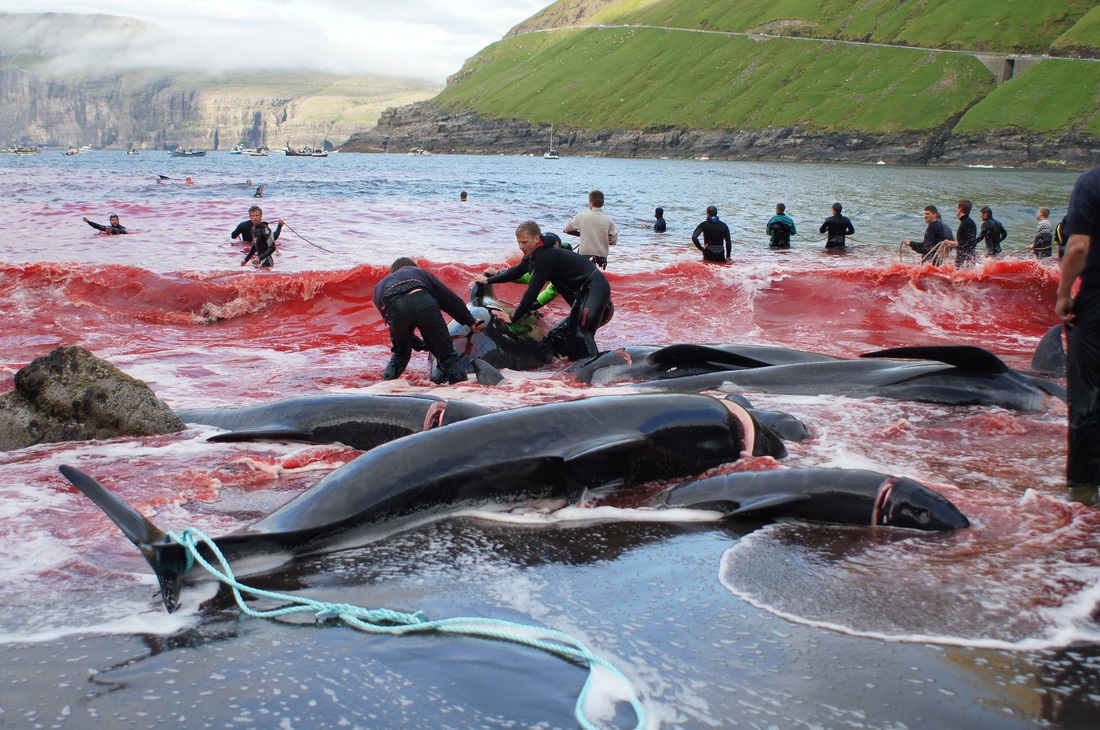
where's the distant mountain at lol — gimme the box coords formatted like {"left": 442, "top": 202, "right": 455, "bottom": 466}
{"left": 0, "top": 13, "right": 440, "bottom": 150}
{"left": 345, "top": 0, "right": 1100, "bottom": 167}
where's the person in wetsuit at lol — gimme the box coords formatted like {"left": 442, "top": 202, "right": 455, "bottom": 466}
{"left": 766, "top": 203, "right": 796, "bottom": 249}
{"left": 477, "top": 220, "right": 611, "bottom": 360}
{"left": 944, "top": 199, "right": 979, "bottom": 267}
{"left": 374, "top": 257, "right": 485, "bottom": 383}
{"left": 239, "top": 206, "right": 284, "bottom": 267}
{"left": 652, "top": 207, "right": 667, "bottom": 232}
{"left": 904, "top": 205, "right": 953, "bottom": 264}
{"left": 232, "top": 205, "right": 283, "bottom": 244}
{"left": 83, "top": 214, "right": 127, "bottom": 235}
{"left": 819, "top": 202, "right": 855, "bottom": 250}
{"left": 976, "top": 206, "right": 1007, "bottom": 257}
{"left": 691, "top": 205, "right": 731, "bottom": 263}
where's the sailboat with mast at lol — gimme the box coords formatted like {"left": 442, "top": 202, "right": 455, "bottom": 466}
{"left": 543, "top": 124, "right": 560, "bottom": 160}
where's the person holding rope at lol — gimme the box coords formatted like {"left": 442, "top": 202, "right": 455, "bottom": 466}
{"left": 766, "top": 203, "right": 796, "bottom": 249}
{"left": 238, "top": 206, "right": 283, "bottom": 267}
{"left": 904, "top": 205, "right": 953, "bottom": 265}
{"left": 232, "top": 205, "right": 282, "bottom": 245}
{"left": 976, "top": 206, "right": 1007, "bottom": 257}
{"left": 942, "top": 199, "right": 979, "bottom": 267}
{"left": 819, "top": 202, "right": 854, "bottom": 251}
{"left": 691, "top": 205, "right": 731, "bottom": 263}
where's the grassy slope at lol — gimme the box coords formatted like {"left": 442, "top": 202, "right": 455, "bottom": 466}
{"left": 1051, "top": 6, "right": 1100, "bottom": 57}
{"left": 445, "top": 0, "right": 1099, "bottom": 138}
{"left": 438, "top": 28, "right": 991, "bottom": 133}
{"left": 518, "top": 0, "right": 1095, "bottom": 54}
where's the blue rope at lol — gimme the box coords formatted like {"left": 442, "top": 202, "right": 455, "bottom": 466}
{"left": 165, "top": 527, "right": 646, "bottom": 730}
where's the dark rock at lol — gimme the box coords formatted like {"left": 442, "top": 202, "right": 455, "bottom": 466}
{"left": 342, "top": 101, "right": 1100, "bottom": 169}
{"left": 0, "top": 346, "right": 185, "bottom": 451}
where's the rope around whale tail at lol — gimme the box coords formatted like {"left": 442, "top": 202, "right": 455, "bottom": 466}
{"left": 165, "top": 527, "right": 646, "bottom": 730}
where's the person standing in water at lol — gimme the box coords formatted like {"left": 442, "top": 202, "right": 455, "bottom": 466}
{"left": 976, "top": 206, "right": 1007, "bottom": 257}
{"left": 1032, "top": 207, "right": 1054, "bottom": 258}
{"left": 564, "top": 190, "right": 618, "bottom": 269}
{"left": 766, "top": 203, "right": 796, "bottom": 249}
{"left": 818, "top": 202, "right": 855, "bottom": 250}
{"left": 904, "top": 205, "right": 953, "bottom": 264}
{"left": 691, "top": 205, "right": 731, "bottom": 263}
{"left": 239, "top": 206, "right": 284, "bottom": 268}
{"left": 944, "top": 199, "right": 979, "bottom": 267}
{"left": 652, "top": 207, "right": 667, "bottom": 232}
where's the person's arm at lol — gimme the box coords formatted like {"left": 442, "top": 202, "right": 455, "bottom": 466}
{"left": 84, "top": 218, "right": 106, "bottom": 232}
{"left": 607, "top": 219, "right": 618, "bottom": 246}
{"left": 975, "top": 221, "right": 989, "bottom": 243}
{"left": 230, "top": 222, "right": 247, "bottom": 240}
{"left": 508, "top": 255, "right": 553, "bottom": 323}
{"left": 844, "top": 218, "right": 854, "bottom": 236}
{"left": 1057, "top": 234, "right": 1091, "bottom": 323}
{"left": 486, "top": 260, "right": 530, "bottom": 284}
{"left": 819, "top": 220, "right": 828, "bottom": 235}
{"left": 788, "top": 218, "right": 797, "bottom": 235}
{"left": 272, "top": 220, "right": 284, "bottom": 241}
{"left": 690, "top": 222, "right": 705, "bottom": 252}
{"left": 723, "top": 225, "right": 731, "bottom": 260}
{"left": 425, "top": 274, "right": 479, "bottom": 327}
{"left": 241, "top": 242, "right": 258, "bottom": 265}
{"left": 115, "top": 225, "right": 128, "bottom": 235}
{"left": 536, "top": 283, "right": 559, "bottom": 306}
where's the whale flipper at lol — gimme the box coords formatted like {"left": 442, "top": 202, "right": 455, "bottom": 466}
{"left": 471, "top": 359, "right": 505, "bottom": 386}
{"left": 59, "top": 465, "right": 186, "bottom": 612}
{"left": 206, "top": 428, "right": 316, "bottom": 443}
{"left": 861, "top": 346, "right": 1008, "bottom": 374}
{"left": 725, "top": 492, "right": 810, "bottom": 516}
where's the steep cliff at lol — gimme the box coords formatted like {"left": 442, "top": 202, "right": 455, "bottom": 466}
{"left": 0, "top": 13, "right": 439, "bottom": 149}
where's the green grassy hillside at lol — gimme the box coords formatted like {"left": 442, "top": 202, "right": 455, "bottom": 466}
{"left": 440, "top": 28, "right": 991, "bottom": 133}
{"left": 431, "top": 0, "right": 1100, "bottom": 142}
{"left": 513, "top": 0, "right": 1095, "bottom": 54}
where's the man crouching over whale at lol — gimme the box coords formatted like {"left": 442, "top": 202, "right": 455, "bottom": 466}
{"left": 374, "top": 257, "right": 485, "bottom": 383}
{"left": 476, "top": 220, "right": 611, "bottom": 360}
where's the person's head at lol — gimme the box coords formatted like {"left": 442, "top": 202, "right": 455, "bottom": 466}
{"left": 654, "top": 207, "right": 664, "bottom": 218}
{"left": 254, "top": 185, "right": 264, "bottom": 198}
{"left": 832, "top": 202, "right": 842, "bottom": 214}
{"left": 957, "top": 199, "right": 972, "bottom": 216}
{"left": 706, "top": 205, "right": 718, "bottom": 219}
{"left": 515, "top": 220, "right": 543, "bottom": 256}
{"left": 249, "top": 206, "right": 263, "bottom": 224}
{"left": 1038, "top": 206, "right": 1050, "bottom": 220}
{"left": 776, "top": 203, "right": 786, "bottom": 215}
{"left": 460, "top": 191, "right": 468, "bottom": 201}
{"left": 980, "top": 206, "right": 992, "bottom": 220}
{"left": 923, "top": 205, "right": 939, "bottom": 222}
{"left": 109, "top": 214, "right": 120, "bottom": 226}
{"left": 589, "top": 190, "right": 604, "bottom": 208}
{"left": 541, "top": 231, "right": 562, "bottom": 248}
{"left": 390, "top": 257, "right": 418, "bottom": 273}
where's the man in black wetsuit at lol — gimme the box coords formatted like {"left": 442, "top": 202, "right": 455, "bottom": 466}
{"left": 819, "top": 202, "right": 855, "bottom": 250}
{"left": 1056, "top": 164, "right": 1100, "bottom": 505}
{"left": 691, "top": 205, "right": 731, "bottom": 263}
{"left": 653, "top": 207, "right": 667, "bottom": 232}
{"left": 478, "top": 220, "right": 611, "bottom": 360}
{"left": 904, "top": 205, "right": 953, "bottom": 264}
{"left": 232, "top": 205, "right": 282, "bottom": 244}
{"left": 976, "top": 206, "right": 1007, "bottom": 257}
{"left": 83, "top": 214, "right": 127, "bottom": 235}
{"left": 237, "top": 206, "right": 284, "bottom": 268}
{"left": 373, "top": 257, "right": 485, "bottom": 383}
{"left": 945, "top": 199, "right": 979, "bottom": 267}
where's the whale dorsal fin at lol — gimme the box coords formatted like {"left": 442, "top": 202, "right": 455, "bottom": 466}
{"left": 860, "top": 346, "right": 1008, "bottom": 374}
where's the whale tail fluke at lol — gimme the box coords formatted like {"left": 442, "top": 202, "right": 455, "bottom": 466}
{"left": 58, "top": 465, "right": 186, "bottom": 612}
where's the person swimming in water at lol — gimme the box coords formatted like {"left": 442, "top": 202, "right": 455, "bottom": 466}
{"left": 83, "top": 214, "right": 128, "bottom": 235}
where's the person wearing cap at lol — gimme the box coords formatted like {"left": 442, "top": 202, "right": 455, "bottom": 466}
{"left": 83, "top": 214, "right": 128, "bottom": 235}
{"left": 374, "top": 257, "right": 485, "bottom": 383}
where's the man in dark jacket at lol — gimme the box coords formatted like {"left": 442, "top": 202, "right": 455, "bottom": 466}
{"left": 819, "top": 202, "right": 855, "bottom": 250}
{"left": 691, "top": 205, "right": 731, "bottom": 263}
{"left": 83, "top": 214, "right": 127, "bottom": 234}
{"left": 374, "top": 258, "right": 485, "bottom": 383}
{"left": 976, "top": 206, "right": 1007, "bottom": 256}
{"left": 946, "top": 199, "right": 979, "bottom": 267}
{"left": 904, "top": 205, "right": 953, "bottom": 264}
{"left": 478, "top": 220, "right": 611, "bottom": 360}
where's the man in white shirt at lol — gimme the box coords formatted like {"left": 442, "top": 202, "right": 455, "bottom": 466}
{"left": 564, "top": 190, "right": 618, "bottom": 269}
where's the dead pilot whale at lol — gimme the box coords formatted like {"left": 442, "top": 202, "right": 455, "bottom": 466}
{"left": 61, "top": 393, "right": 782, "bottom": 612}
{"left": 661, "top": 468, "right": 970, "bottom": 531}
{"left": 176, "top": 394, "right": 491, "bottom": 451}
{"left": 637, "top": 345, "right": 1065, "bottom": 411}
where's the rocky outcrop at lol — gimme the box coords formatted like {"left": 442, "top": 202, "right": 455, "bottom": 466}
{"left": 0, "top": 346, "right": 185, "bottom": 451}
{"left": 342, "top": 102, "right": 1100, "bottom": 169}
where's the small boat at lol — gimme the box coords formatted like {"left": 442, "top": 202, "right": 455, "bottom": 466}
{"left": 1, "top": 145, "right": 40, "bottom": 155}
{"left": 230, "top": 144, "right": 244, "bottom": 155}
{"left": 543, "top": 125, "right": 560, "bottom": 160}
{"left": 408, "top": 148, "right": 432, "bottom": 156}
{"left": 310, "top": 150, "right": 328, "bottom": 158}
{"left": 249, "top": 147, "right": 269, "bottom": 157}
{"left": 169, "top": 147, "right": 206, "bottom": 157}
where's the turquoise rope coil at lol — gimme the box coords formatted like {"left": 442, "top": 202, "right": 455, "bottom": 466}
{"left": 165, "top": 527, "right": 646, "bottom": 730}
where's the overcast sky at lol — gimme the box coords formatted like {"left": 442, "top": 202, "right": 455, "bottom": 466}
{"left": 0, "top": 1, "right": 551, "bottom": 81}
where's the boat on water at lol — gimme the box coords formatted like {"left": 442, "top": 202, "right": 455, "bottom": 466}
{"left": 169, "top": 147, "right": 206, "bottom": 157}
{"left": 0, "top": 145, "right": 41, "bottom": 155}
{"left": 310, "top": 150, "right": 328, "bottom": 158}
{"left": 543, "top": 125, "right": 560, "bottom": 160}
{"left": 249, "top": 147, "right": 270, "bottom": 157}
{"left": 408, "top": 148, "right": 432, "bottom": 156}
{"left": 285, "top": 142, "right": 325, "bottom": 157}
